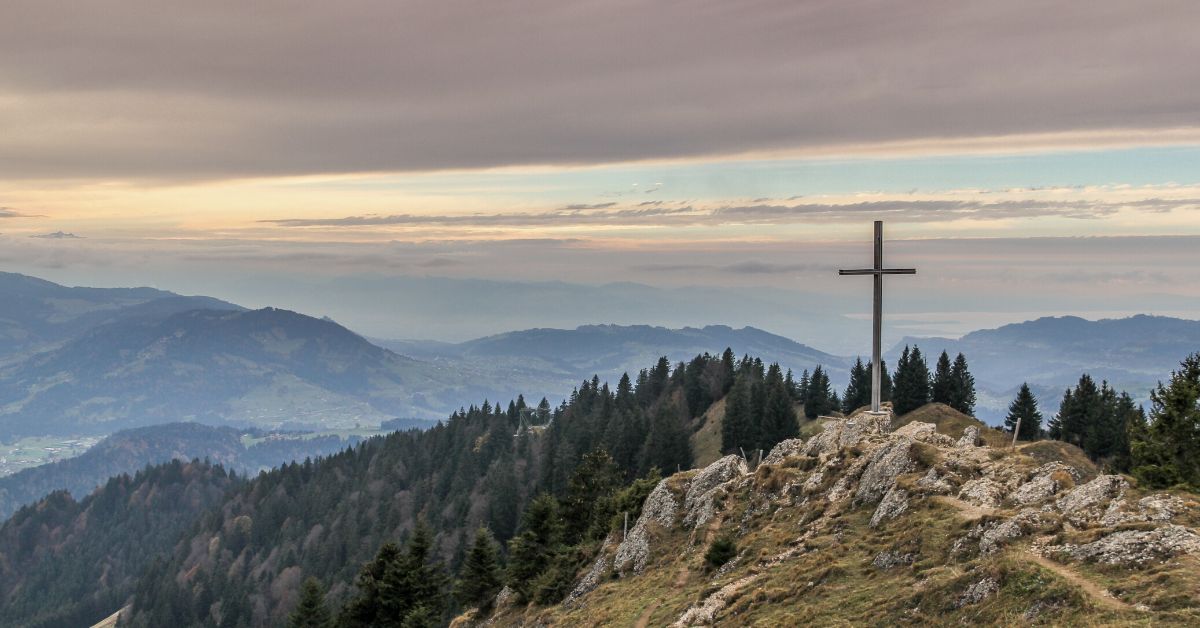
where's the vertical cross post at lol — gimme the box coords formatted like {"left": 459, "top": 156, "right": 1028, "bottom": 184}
{"left": 839, "top": 221, "right": 916, "bottom": 414}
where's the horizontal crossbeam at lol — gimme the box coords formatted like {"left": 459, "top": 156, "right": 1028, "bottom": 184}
{"left": 838, "top": 269, "right": 917, "bottom": 275}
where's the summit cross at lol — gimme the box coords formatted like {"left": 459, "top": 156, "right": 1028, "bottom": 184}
{"left": 838, "top": 221, "right": 916, "bottom": 414}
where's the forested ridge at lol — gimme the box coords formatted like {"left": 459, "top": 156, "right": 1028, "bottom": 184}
{"left": 0, "top": 422, "right": 359, "bottom": 520}
{"left": 0, "top": 460, "right": 239, "bottom": 628}
{"left": 5, "top": 346, "right": 1198, "bottom": 627}
{"left": 119, "top": 351, "right": 763, "bottom": 627}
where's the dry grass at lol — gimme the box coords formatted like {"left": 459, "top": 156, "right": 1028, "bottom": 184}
{"left": 690, "top": 397, "right": 726, "bottom": 468}
{"left": 1018, "top": 440, "right": 1100, "bottom": 480}
{"left": 894, "top": 402, "right": 1011, "bottom": 447}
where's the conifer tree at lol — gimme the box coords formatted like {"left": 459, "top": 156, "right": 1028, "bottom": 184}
{"left": 289, "top": 578, "right": 332, "bottom": 628}
{"left": 842, "top": 357, "right": 871, "bottom": 414}
{"left": 641, "top": 402, "right": 692, "bottom": 475}
{"left": 562, "top": 450, "right": 622, "bottom": 544}
{"left": 1131, "top": 353, "right": 1200, "bottom": 488}
{"left": 340, "top": 523, "right": 448, "bottom": 628}
{"left": 456, "top": 528, "right": 503, "bottom": 612}
{"left": 721, "top": 375, "right": 751, "bottom": 454}
{"left": 931, "top": 351, "right": 953, "bottom": 404}
{"left": 506, "top": 494, "right": 564, "bottom": 604}
{"left": 804, "top": 366, "right": 836, "bottom": 419}
{"left": 797, "top": 369, "right": 810, "bottom": 405}
{"left": 948, "top": 353, "right": 977, "bottom": 415}
{"left": 891, "top": 346, "right": 930, "bottom": 415}
{"left": 761, "top": 364, "right": 799, "bottom": 448}
{"left": 1004, "top": 383, "right": 1042, "bottom": 441}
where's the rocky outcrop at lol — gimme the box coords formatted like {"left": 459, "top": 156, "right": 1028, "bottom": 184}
{"left": 613, "top": 478, "right": 682, "bottom": 575}
{"left": 893, "top": 421, "right": 954, "bottom": 446}
{"left": 853, "top": 438, "right": 915, "bottom": 504}
{"left": 1011, "top": 462, "right": 1079, "bottom": 506}
{"left": 870, "top": 486, "right": 910, "bottom": 527}
{"left": 1056, "top": 475, "right": 1128, "bottom": 525}
{"left": 956, "top": 425, "right": 982, "bottom": 448}
{"left": 958, "top": 478, "right": 1005, "bottom": 509}
{"left": 762, "top": 439, "right": 804, "bottom": 466}
{"left": 682, "top": 455, "right": 748, "bottom": 529}
{"left": 1045, "top": 524, "right": 1200, "bottom": 567}
{"left": 1100, "top": 493, "right": 1187, "bottom": 527}
{"left": 955, "top": 577, "right": 999, "bottom": 607}
{"left": 564, "top": 534, "right": 615, "bottom": 605}
{"left": 872, "top": 550, "right": 915, "bottom": 569}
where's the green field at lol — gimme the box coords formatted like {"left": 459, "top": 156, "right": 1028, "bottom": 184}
{"left": 0, "top": 435, "right": 103, "bottom": 477}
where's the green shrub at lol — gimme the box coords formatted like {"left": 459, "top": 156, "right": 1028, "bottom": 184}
{"left": 705, "top": 534, "right": 738, "bottom": 570}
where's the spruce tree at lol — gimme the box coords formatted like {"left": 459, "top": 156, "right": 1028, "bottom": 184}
{"left": 456, "top": 528, "right": 502, "bottom": 612}
{"left": 948, "top": 353, "right": 976, "bottom": 415}
{"left": 931, "top": 351, "right": 953, "bottom": 405}
{"left": 804, "top": 366, "right": 836, "bottom": 419}
{"left": 842, "top": 357, "right": 871, "bottom": 414}
{"left": 506, "top": 494, "right": 564, "bottom": 603}
{"left": 289, "top": 578, "right": 332, "bottom": 628}
{"left": 891, "top": 346, "right": 930, "bottom": 415}
{"left": 761, "top": 363, "right": 799, "bottom": 449}
{"left": 562, "top": 449, "right": 622, "bottom": 544}
{"left": 721, "top": 376, "right": 752, "bottom": 454}
{"left": 1004, "top": 383, "right": 1042, "bottom": 441}
{"left": 641, "top": 402, "right": 692, "bottom": 475}
{"left": 1131, "top": 353, "right": 1200, "bottom": 488}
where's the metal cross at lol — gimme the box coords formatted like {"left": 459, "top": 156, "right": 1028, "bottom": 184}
{"left": 839, "top": 221, "right": 916, "bottom": 414}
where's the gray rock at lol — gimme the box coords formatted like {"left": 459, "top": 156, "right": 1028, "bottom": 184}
{"left": 494, "top": 585, "right": 517, "bottom": 610}
{"left": 762, "top": 438, "right": 804, "bottom": 466}
{"left": 893, "top": 421, "right": 954, "bottom": 446}
{"left": 872, "top": 550, "right": 915, "bottom": 569}
{"left": 853, "top": 438, "right": 915, "bottom": 504}
{"left": 870, "top": 486, "right": 910, "bottom": 527}
{"left": 1056, "top": 475, "right": 1128, "bottom": 524}
{"left": 1012, "top": 463, "right": 1079, "bottom": 506}
{"left": 956, "top": 426, "right": 981, "bottom": 448}
{"left": 1046, "top": 524, "right": 1200, "bottom": 567}
{"left": 916, "top": 467, "right": 953, "bottom": 494}
{"left": 614, "top": 478, "right": 681, "bottom": 574}
{"left": 564, "top": 534, "right": 614, "bottom": 605}
{"left": 958, "top": 478, "right": 1004, "bottom": 509}
{"left": 955, "top": 577, "right": 999, "bottom": 607}
{"left": 979, "top": 509, "right": 1046, "bottom": 555}
{"left": 682, "top": 455, "right": 748, "bottom": 529}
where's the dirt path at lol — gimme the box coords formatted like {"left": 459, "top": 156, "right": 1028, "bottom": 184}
{"left": 633, "top": 516, "right": 723, "bottom": 628}
{"left": 1026, "top": 553, "right": 1131, "bottom": 612}
{"left": 936, "top": 495, "right": 1132, "bottom": 612}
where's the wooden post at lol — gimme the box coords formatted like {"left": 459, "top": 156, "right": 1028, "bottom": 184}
{"left": 1011, "top": 417, "right": 1022, "bottom": 448}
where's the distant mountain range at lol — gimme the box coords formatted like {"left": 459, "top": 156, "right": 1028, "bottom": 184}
{"left": 1, "top": 272, "right": 1196, "bottom": 438}
{"left": 0, "top": 271, "right": 240, "bottom": 365}
{"left": 886, "top": 314, "right": 1200, "bottom": 422}
{"left": 377, "top": 323, "right": 847, "bottom": 397}
{"left": 0, "top": 274, "right": 846, "bottom": 440}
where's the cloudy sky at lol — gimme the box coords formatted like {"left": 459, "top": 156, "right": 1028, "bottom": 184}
{"left": 2, "top": 0, "right": 1199, "bottom": 353}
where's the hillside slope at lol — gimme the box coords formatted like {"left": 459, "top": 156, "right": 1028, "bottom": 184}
{"left": 378, "top": 324, "right": 849, "bottom": 400}
{"left": 0, "top": 307, "right": 472, "bottom": 437}
{"left": 0, "top": 272, "right": 241, "bottom": 363}
{"left": 0, "top": 460, "right": 237, "bottom": 628}
{"left": 489, "top": 412, "right": 1200, "bottom": 626}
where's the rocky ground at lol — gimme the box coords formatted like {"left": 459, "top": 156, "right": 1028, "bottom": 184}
{"left": 477, "top": 407, "right": 1200, "bottom": 626}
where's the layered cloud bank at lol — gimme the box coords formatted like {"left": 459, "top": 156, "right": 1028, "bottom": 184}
{"left": 3, "top": 0, "right": 1200, "bottom": 179}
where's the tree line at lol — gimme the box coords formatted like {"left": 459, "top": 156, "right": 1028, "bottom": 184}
{"left": 1001, "top": 354, "right": 1200, "bottom": 492}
